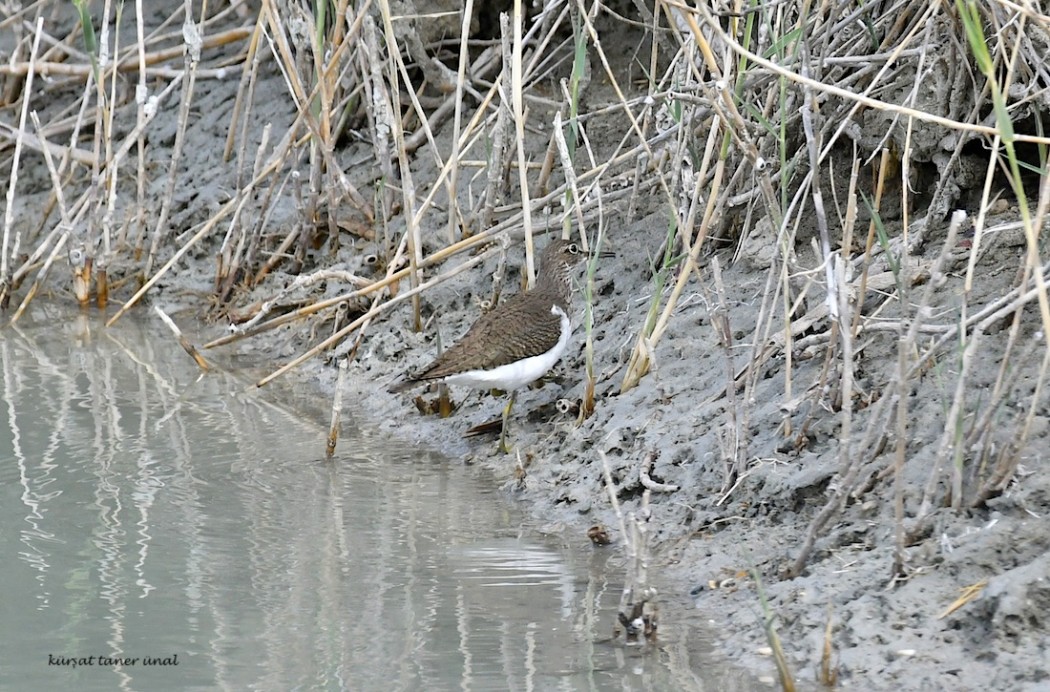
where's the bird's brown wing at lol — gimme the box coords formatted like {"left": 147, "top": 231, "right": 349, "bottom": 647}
{"left": 410, "top": 291, "right": 564, "bottom": 382}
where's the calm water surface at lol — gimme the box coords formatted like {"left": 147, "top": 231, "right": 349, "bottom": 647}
{"left": 1, "top": 307, "right": 759, "bottom": 691}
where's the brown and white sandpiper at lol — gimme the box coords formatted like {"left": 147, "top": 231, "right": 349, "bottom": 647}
{"left": 388, "top": 239, "right": 595, "bottom": 452}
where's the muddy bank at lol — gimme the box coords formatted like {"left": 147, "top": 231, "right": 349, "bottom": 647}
{"left": 211, "top": 188, "right": 1049, "bottom": 689}
{"left": 276, "top": 210, "right": 1048, "bottom": 691}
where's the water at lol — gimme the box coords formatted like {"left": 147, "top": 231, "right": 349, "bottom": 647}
{"left": 0, "top": 307, "right": 759, "bottom": 691}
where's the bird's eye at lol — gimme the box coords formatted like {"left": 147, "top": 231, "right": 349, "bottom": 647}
{"left": 568, "top": 243, "right": 580, "bottom": 254}
{"left": 364, "top": 253, "right": 379, "bottom": 266}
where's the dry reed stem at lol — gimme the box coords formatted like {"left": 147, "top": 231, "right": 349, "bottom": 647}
{"left": 78, "top": 0, "right": 109, "bottom": 308}
{"left": 10, "top": 232, "right": 69, "bottom": 324}
{"left": 0, "top": 28, "right": 252, "bottom": 77}
{"left": 709, "top": 256, "right": 746, "bottom": 497}
{"left": 217, "top": 124, "right": 274, "bottom": 299}
{"left": 224, "top": 15, "right": 264, "bottom": 169}
{"left": 848, "top": 149, "right": 893, "bottom": 342}
{"left": 0, "top": 17, "right": 44, "bottom": 310}
{"left": 377, "top": 0, "right": 422, "bottom": 331}
{"left": 9, "top": 110, "right": 74, "bottom": 323}
{"left": 254, "top": 247, "right": 495, "bottom": 387}
{"left": 153, "top": 305, "right": 210, "bottom": 371}
{"left": 551, "top": 112, "right": 589, "bottom": 245}
{"left": 576, "top": 0, "right": 674, "bottom": 206}
{"left": 131, "top": 0, "right": 149, "bottom": 258}
{"left": 892, "top": 311, "right": 910, "bottom": 577}
{"left": 751, "top": 566, "right": 796, "bottom": 692}
{"left": 820, "top": 605, "right": 838, "bottom": 685}
{"left": 511, "top": 1, "right": 537, "bottom": 286}
{"left": 98, "top": 0, "right": 133, "bottom": 309}
{"left": 620, "top": 153, "right": 724, "bottom": 392}
{"left": 937, "top": 579, "right": 989, "bottom": 619}
{"left": 639, "top": 451, "right": 678, "bottom": 492}
{"left": 480, "top": 19, "right": 512, "bottom": 232}
{"left": 409, "top": 50, "right": 502, "bottom": 228}
{"left": 486, "top": 234, "right": 510, "bottom": 310}
{"left": 681, "top": 1, "right": 1050, "bottom": 145}
{"left": 144, "top": 2, "right": 202, "bottom": 277}
{"left": 836, "top": 147, "right": 861, "bottom": 534}
{"left": 325, "top": 357, "right": 347, "bottom": 459}
{"left": 579, "top": 218, "right": 605, "bottom": 424}
{"left": 445, "top": 0, "right": 476, "bottom": 242}
{"left": 260, "top": 0, "right": 371, "bottom": 223}
{"left": 0, "top": 122, "right": 95, "bottom": 166}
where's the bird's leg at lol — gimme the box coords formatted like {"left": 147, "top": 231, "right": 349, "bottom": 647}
{"left": 498, "top": 390, "right": 517, "bottom": 454}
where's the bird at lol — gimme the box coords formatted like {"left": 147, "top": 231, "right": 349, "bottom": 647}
{"left": 388, "top": 238, "right": 593, "bottom": 452}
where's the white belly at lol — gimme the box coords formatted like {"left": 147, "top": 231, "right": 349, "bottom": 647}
{"left": 443, "top": 305, "right": 571, "bottom": 391}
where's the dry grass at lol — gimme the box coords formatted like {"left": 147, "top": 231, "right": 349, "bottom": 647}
{"left": 2, "top": 1, "right": 1049, "bottom": 684}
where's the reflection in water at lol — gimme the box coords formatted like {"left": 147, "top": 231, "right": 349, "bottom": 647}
{"left": 0, "top": 307, "right": 757, "bottom": 691}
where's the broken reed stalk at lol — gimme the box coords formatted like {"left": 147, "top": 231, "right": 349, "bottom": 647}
{"left": 891, "top": 305, "right": 909, "bottom": 577}
{"left": 598, "top": 451, "right": 658, "bottom": 645}
{"left": 551, "top": 112, "right": 588, "bottom": 248}
{"left": 849, "top": 149, "right": 893, "bottom": 342}
{"left": 0, "top": 24, "right": 253, "bottom": 79}
{"left": 820, "top": 605, "right": 838, "bottom": 686}
{"left": 486, "top": 235, "right": 509, "bottom": 312}
{"left": 74, "top": 0, "right": 102, "bottom": 308}
{"left": 75, "top": 0, "right": 104, "bottom": 309}
{"left": 835, "top": 146, "right": 861, "bottom": 504}
{"left": 640, "top": 451, "right": 679, "bottom": 493}
{"left": 313, "top": 0, "right": 346, "bottom": 260}
{"left": 325, "top": 357, "right": 348, "bottom": 459}
{"left": 153, "top": 305, "right": 210, "bottom": 371}
{"left": 752, "top": 568, "right": 795, "bottom": 692}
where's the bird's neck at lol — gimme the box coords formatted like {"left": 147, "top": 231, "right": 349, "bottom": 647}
{"left": 535, "top": 268, "right": 572, "bottom": 307}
